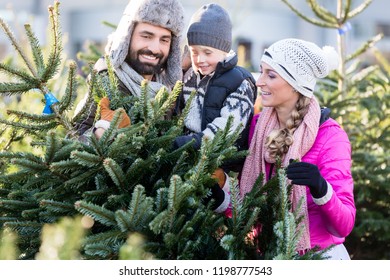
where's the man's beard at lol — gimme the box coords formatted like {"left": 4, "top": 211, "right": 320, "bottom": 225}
{"left": 126, "top": 49, "right": 167, "bottom": 76}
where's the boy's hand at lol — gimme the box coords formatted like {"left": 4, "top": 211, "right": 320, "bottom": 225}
{"left": 173, "top": 133, "right": 202, "bottom": 150}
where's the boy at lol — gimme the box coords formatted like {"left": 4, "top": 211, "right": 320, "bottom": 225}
{"left": 174, "top": 3, "right": 256, "bottom": 212}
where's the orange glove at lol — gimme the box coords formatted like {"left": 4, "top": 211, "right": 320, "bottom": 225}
{"left": 212, "top": 168, "right": 226, "bottom": 188}
{"left": 99, "top": 97, "right": 131, "bottom": 128}
{"left": 253, "top": 95, "right": 262, "bottom": 115}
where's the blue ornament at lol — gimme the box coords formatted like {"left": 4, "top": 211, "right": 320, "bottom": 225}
{"left": 42, "top": 92, "right": 59, "bottom": 114}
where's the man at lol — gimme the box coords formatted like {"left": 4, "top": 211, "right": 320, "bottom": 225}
{"left": 74, "top": 0, "right": 185, "bottom": 140}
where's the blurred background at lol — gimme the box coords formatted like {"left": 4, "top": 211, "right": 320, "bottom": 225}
{"left": 1, "top": 0, "right": 389, "bottom": 70}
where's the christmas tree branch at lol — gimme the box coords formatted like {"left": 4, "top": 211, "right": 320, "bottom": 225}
{"left": 346, "top": 33, "right": 384, "bottom": 62}
{"left": 0, "top": 18, "right": 37, "bottom": 77}
{"left": 307, "top": 0, "right": 338, "bottom": 25}
{"left": 75, "top": 200, "right": 116, "bottom": 227}
{"left": 280, "top": 0, "right": 337, "bottom": 28}
{"left": 40, "top": 199, "right": 77, "bottom": 214}
{"left": 347, "top": 0, "right": 372, "bottom": 18}
{"left": 58, "top": 61, "right": 78, "bottom": 114}
{"left": 24, "top": 24, "right": 45, "bottom": 76}
{"left": 103, "top": 157, "right": 126, "bottom": 191}
{"left": 41, "top": 2, "right": 62, "bottom": 82}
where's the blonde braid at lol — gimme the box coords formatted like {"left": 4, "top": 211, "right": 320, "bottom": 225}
{"left": 265, "top": 95, "right": 311, "bottom": 160}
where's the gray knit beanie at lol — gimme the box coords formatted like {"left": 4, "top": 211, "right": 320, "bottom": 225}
{"left": 105, "top": 0, "right": 185, "bottom": 88}
{"left": 261, "top": 38, "right": 339, "bottom": 98}
{"left": 187, "top": 3, "right": 232, "bottom": 53}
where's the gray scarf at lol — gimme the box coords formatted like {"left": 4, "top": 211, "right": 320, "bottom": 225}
{"left": 115, "top": 62, "right": 168, "bottom": 98}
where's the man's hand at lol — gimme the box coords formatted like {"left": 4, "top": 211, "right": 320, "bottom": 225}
{"left": 94, "top": 97, "right": 131, "bottom": 139}
{"left": 99, "top": 97, "right": 131, "bottom": 128}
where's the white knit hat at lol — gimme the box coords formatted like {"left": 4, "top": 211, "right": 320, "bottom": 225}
{"left": 261, "top": 38, "right": 339, "bottom": 98}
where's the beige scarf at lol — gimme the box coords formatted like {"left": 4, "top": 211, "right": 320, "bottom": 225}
{"left": 240, "top": 97, "right": 321, "bottom": 251}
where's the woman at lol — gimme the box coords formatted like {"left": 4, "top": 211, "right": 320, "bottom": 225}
{"left": 239, "top": 38, "right": 356, "bottom": 259}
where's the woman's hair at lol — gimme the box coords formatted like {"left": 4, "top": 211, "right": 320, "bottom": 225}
{"left": 265, "top": 94, "right": 311, "bottom": 160}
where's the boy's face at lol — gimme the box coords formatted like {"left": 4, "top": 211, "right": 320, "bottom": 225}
{"left": 189, "top": 45, "right": 227, "bottom": 76}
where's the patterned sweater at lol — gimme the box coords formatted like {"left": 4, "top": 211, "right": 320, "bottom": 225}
{"left": 180, "top": 53, "right": 256, "bottom": 141}
{"left": 178, "top": 53, "right": 256, "bottom": 213}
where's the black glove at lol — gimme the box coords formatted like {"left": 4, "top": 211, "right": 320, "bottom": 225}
{"left": 173, "top": 133, "right": 203, "bottom": 150}
{"left": 286, "top": 161, "right": 328, "bottom": 199}
{"left": 203, "top": 183, "right": 225, "bottom": 210}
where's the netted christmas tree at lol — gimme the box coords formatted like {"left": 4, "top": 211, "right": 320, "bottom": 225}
{"left": 0, "top": 1, "right": 325, "bottom": 260}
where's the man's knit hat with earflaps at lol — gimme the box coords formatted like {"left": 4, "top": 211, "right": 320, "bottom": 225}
{"left": 104, "top": 0, "right": 185, "bottom": 88}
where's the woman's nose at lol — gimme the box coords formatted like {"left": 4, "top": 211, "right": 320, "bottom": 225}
{"left": 255, "top": 74, "right": 265, "bottom": 87}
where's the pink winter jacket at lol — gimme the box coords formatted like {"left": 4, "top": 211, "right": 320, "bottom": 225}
{"left": 248, "top": 114, "right": 356, "bottom": 250}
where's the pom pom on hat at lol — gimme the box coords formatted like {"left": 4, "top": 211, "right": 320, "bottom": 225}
{"left": 322, "top": 45, "right": 339, "bottom": 72}
{"left": 261, "top": 38, "right": 339, "bottom": 98}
